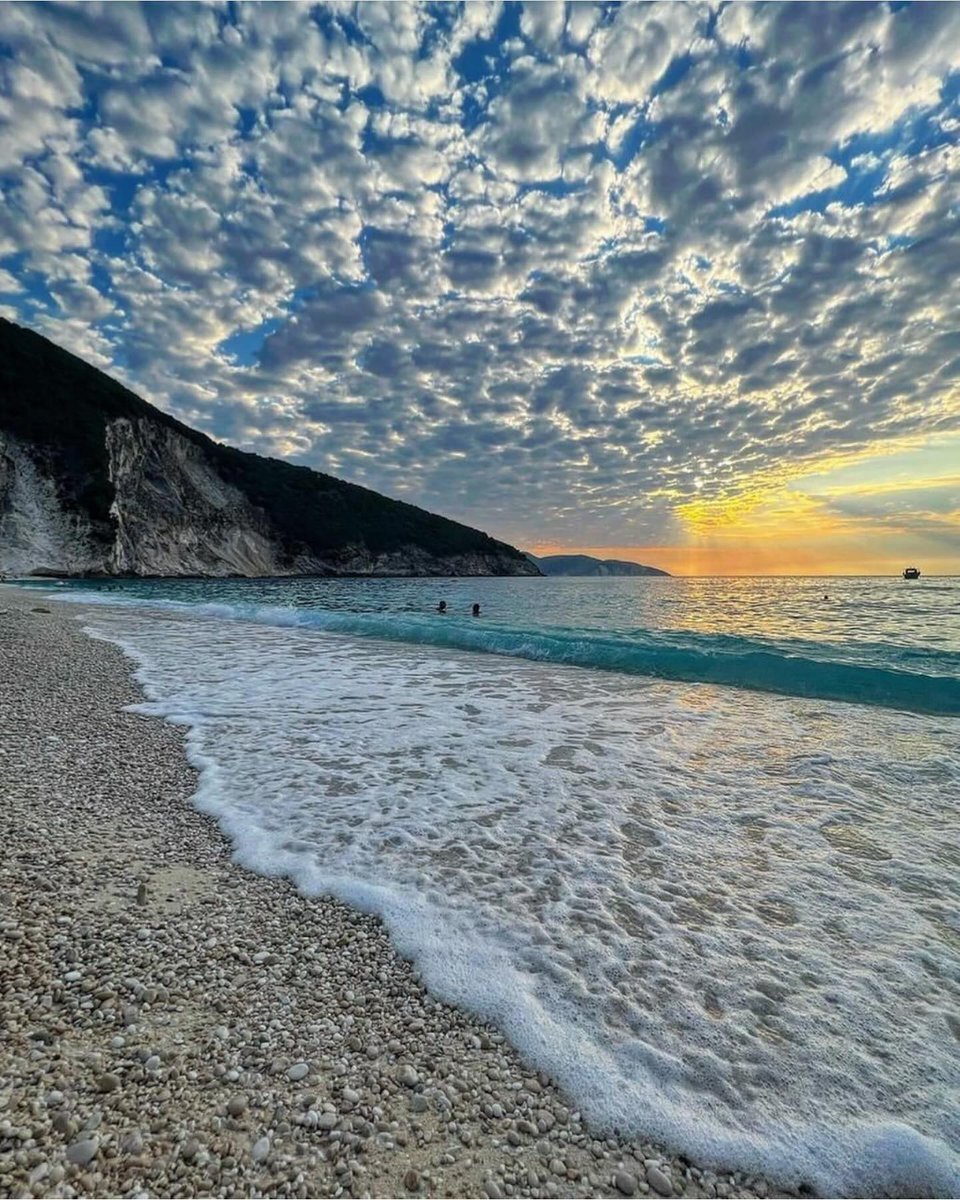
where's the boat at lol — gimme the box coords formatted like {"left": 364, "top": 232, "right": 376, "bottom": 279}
{"left": 903, "top": 567, "right": 921, "bottom": 579}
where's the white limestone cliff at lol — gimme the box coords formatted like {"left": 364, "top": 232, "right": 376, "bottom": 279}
{"left": 0, "top": 420, "right": 532, "bottom": 578}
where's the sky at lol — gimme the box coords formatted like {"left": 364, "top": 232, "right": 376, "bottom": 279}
{"left": 0, "top": 1, "right": 958, "bottom": 575}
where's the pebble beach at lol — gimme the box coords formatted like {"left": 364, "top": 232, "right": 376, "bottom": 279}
{"left": 0, "top": 586, "right": 785, "bottom": 1200}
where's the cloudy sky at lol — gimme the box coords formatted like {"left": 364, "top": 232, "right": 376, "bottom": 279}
{"left": 1, "top": 1, "right": 958, "bottom": 574}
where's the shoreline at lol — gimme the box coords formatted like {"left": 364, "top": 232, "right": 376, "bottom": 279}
{"left": 0, "top": 585, "right": 781, "bottom": 1199}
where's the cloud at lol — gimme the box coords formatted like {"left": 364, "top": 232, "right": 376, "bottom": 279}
{"left": 0, "top": 0, "right": 956, "bottom": 555}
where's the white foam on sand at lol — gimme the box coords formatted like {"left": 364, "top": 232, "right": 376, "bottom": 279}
{"left": 82, "top": 605, "right": 960, "bottom": 1197}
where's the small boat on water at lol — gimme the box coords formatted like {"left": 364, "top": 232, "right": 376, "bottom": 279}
{"left": 903, "top": 566, "right": 921, "bottom": 579}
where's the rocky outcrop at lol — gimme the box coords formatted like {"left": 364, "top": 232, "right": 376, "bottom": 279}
{"left": 0, "top": 421, "right": 538, "bottom": 578}
{"left": 0, "top": 318, "right": 539, "bottom": 579}
{"left": 104, "top": 418, "right": 291, "bottom": 577}
{"left": 0, "top": 435, "right": 107, "bottom": 576}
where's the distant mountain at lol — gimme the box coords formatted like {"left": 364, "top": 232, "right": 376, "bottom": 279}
{"left": 525, "top": 553, "right": 670, "bottom": 577}
{"left": 0, "top": 318, "right": 539, "bottom": 579}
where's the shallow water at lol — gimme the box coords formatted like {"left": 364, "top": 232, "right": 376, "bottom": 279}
{"left": 34, "top": 573, "right": 960, "bottom": 715}
{"left": 44, "top": 573, "right": 960, "bottom": 1199}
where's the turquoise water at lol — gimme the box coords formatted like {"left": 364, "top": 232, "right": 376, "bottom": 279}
{"left": 31, "top": 574, "right": 960, "bottom": 714}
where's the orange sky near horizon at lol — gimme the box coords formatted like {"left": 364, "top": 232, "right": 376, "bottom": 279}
{"left": 527, "top": 542, "right": 959, "bottom": 577}
{"left": 527, "top": 439, "right": 960, "bottom": 576}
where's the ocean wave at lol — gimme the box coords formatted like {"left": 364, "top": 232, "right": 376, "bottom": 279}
{"left": 50, "top": 590, "right": 960, "bottom": 715}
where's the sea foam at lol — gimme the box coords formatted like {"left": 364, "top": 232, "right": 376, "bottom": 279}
{"left": 53, "top": 590, "right": 960, "bottom": 715}
{"left": 79, "top": 604, "right": 960, "bottom": 1197}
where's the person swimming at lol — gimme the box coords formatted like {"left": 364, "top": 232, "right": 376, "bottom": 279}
{"left": 437, "top": 600, "right": 447, "bottom": 613}
{"left": 472, "top": 602, "right": 481, "bottom": 617}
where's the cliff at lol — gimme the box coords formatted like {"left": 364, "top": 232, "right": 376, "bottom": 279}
{"left": 0, "top": 319, "right": 538, "bottom": 579}
{"left": 525, "top": 553, "right": 670, "bottom": 577}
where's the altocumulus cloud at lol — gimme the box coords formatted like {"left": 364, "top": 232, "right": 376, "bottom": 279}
{"left": 0, "top": 0, "right": 958, "bottom": 548}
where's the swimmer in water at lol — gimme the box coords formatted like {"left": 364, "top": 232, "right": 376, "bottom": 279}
{"left": 437, "top": 600, "right": 447, "bottom": 613}
{"left": 472, "top": 602, "right": 481, "bottom": 617}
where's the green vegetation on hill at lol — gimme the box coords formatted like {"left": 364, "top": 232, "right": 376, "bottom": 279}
{"left": 0, "top": 318, "right": 532, "bottom": 569}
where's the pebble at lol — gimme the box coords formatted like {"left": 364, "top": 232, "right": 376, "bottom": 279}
{"left": 52, "top": 1113, "right": 76, "bottom": 1138}
{"left": 119, "top": 1130, "right": 144, "bottom": 1154}
{"left": 615, "top": 1169, "right": 639, "bottom": 1196}
{"left": 287, "top": 1061, "right": 309, "bottom": 1081}
{"left": 65, "top": 1138, "right": 99, "bottom": 1167}
{"left": 397, "top": 1064, "right": 419, "bottom": 1087}
{"left": 227, "top": 1095, "right": 247, "bottom": 1117}
{"left": 250, "top": 1135, "right": 271, "bottom": 1162}
{"left": 647, "top": 1165, "right": 674, "bottom": 1197}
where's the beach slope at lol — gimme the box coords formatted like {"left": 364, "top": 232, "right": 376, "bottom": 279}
{"left": 0, "top": 587, "right": 773, "bottom": 1199}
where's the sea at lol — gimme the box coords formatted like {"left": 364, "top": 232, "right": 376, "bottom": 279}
{"left": 27, "top": 574, "right": 960, "bottom": 1197}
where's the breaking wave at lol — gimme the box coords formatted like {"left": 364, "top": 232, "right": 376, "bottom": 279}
{"left": 51, "top": 590, "right": 960, "bottom": 715}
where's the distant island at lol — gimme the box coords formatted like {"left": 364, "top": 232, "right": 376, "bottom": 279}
{"left": 0, "top": 319, "right": 537, "bottom": 580}
{"left": 525, "top": 553, "right": 670, "bottom": 577}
